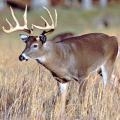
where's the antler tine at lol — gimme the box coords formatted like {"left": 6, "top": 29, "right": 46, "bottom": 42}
{"left": 2, "top": 6, "right": 31, "bottom": 34}
{"left": 43, "top": 7, "right": 54, "bottom": 28}
{"left": 23, "top": 5, "right": 28, "bottom": 28}
{"left": 40, "top": 16, "right": 50, "bottom": 27}
{"left": 32, "top": 7, "right": 57, "bottom": 30}
{"left": 5, "top": 18, "right": 13, "bottom": 28}
{"left": 55, "top": 9, "right": 57, "bottom": 27}
{"left": 2, "top": 17, "right": 14, "bottom": 33}
{"left": 10, "top": 6, "right": 19, "bottom": 26}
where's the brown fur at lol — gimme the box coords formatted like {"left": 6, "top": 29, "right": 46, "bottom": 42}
{"left": 51, "top": 32, "right": 74, "bottom": 42}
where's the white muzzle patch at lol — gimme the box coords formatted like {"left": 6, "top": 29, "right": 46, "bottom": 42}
{"left": 22, "top": 53, "right": 30, "bottom": 60}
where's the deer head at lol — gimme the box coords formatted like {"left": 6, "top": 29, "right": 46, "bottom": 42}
{"left": 3, "top": 6, "right": 57, "bottom": 61}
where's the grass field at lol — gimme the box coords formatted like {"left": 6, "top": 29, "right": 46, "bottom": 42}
{"left": 0, "top": 5, "right": 120, "bottom": 120}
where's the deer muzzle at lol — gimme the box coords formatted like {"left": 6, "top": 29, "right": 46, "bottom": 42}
{"left": 19, "top": 53, "right": 29, "bottom": 61}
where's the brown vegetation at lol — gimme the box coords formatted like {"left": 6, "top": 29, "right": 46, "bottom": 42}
{"left": 0, "top": 6, "right": 120, "bottom": 120}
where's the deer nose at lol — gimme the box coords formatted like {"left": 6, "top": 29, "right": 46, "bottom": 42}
{"left": 19, "top": 54, "right": 28, "bottom": 61}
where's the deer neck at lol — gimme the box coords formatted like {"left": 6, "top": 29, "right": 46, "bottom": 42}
{"left": 36, "top": 41, "right": 55, "bottom": 64}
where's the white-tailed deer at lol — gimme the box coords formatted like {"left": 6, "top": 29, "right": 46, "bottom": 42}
{"left": 3, "top": 6, "right": 118, "bottom": 120}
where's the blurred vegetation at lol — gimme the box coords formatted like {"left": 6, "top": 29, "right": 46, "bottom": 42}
{"left": 1, "top": 4, "right": 120, "bottom": 36}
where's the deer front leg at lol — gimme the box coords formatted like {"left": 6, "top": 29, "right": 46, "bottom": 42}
{"left": 57, "top": 82, "right": 69, "bottom": 120}
{"left": 77, "top": 74, "right": 88, "bottom": 102}
{"left": 60, "top": 82, "right": 68, "bottom": 120}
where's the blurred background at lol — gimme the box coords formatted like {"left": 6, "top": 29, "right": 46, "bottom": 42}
{"left": 0, "top": 0, "right": 120, "bottom": 35}
{"left": 0, "top": 1, "right": 120, "bottom": 120}
{"left": 1, "top": 0, "right": 120, "bottom": 10}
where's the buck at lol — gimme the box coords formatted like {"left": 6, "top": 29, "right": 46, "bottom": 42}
{"left": 3, "top": 6, "right": 118, "bottom": 119}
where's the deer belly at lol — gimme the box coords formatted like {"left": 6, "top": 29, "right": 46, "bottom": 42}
{"left": 51, "top": 67, "right": 79, "bottom": 83}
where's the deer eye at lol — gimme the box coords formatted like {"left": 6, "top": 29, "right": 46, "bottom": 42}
{"left": 33, "top": 44, "right": 38, "bottom": 48}
{"left": 32, "top": 44, "right": 38, "bottom": 48}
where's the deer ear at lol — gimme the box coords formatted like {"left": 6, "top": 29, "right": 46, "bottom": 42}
{"left": 39, "top": 34, "right": 47, "bottom": 44}
{"left": 19, "top": 34, "right": 29, "bottom": 42}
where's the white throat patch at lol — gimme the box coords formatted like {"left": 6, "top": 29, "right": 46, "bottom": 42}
{"left": 36, "top": 56, "right": 46, "bottom": 63}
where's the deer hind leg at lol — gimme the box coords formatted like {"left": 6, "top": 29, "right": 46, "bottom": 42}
{"left": 101, "top": 58, "right": 116, "bottom": 87}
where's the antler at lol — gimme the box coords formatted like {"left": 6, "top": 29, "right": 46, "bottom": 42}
{"left": 2, "top": 6, "right": 32, "bottom": 34}
{"left": 32, "top": 7, "right": 57, "bottom": 31}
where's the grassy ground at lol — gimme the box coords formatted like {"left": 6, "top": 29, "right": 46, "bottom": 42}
{"left": 0, "top": 5, "right": 120, "bottom": 120}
